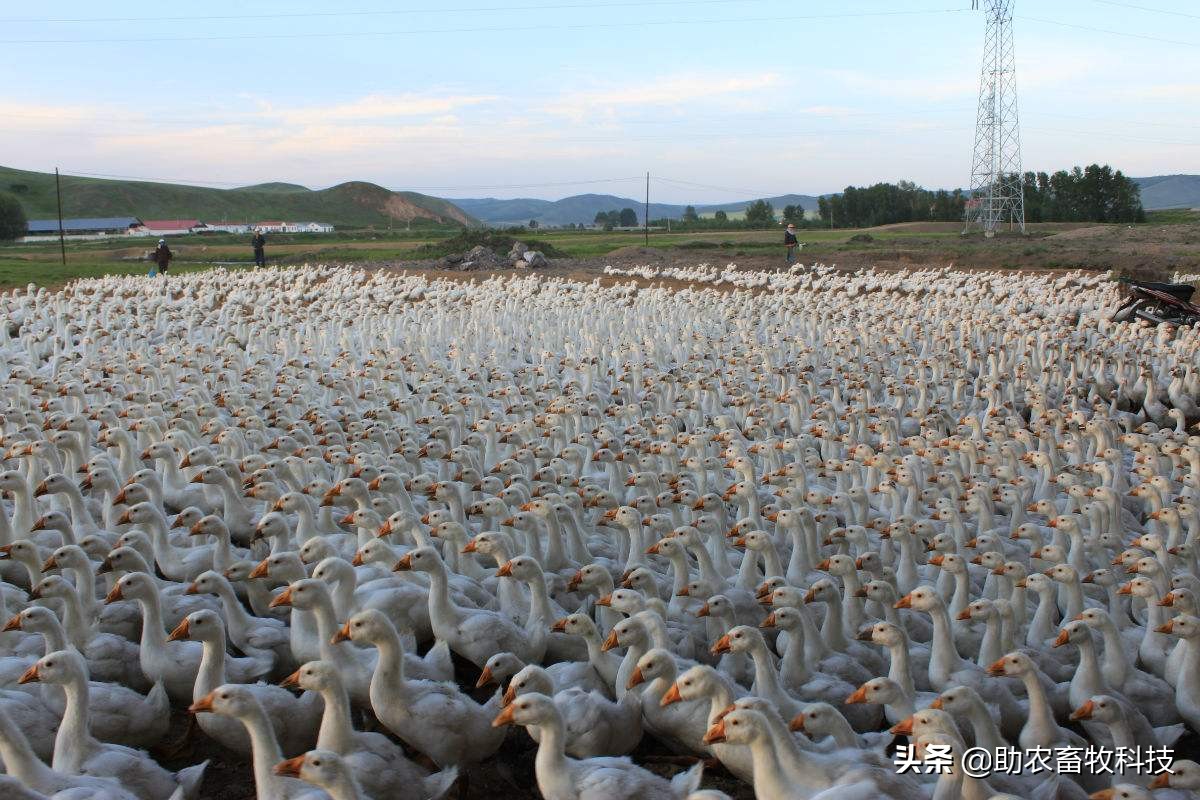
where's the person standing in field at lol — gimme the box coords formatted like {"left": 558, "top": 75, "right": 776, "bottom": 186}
{"left": 252, "top": 229, "right": 266, "bottom": 268}
{"left": 152, "top": 239, "right": 172, "bottom": 277}
{"left": 784, "top": 223, "right": 799, "bottom": 265}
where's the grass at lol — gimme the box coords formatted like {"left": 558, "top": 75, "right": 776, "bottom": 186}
{"left": 4, "top": 216, "right": 1199, "bottom": 288}
{"left": 1146, "top": 208, "right": 1200, "bottom": 225}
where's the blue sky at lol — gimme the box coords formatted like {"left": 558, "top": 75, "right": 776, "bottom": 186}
{"left": 2, "top": 0, "right": 1197, "bottom": 203}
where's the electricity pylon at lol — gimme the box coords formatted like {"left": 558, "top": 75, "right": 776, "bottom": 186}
{"left": 963, "top": 0, "right": 1025, "bottom": 237}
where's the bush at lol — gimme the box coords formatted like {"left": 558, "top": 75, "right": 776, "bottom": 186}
{"left": 0, "top": 193, "right": 27, "bottom": 241}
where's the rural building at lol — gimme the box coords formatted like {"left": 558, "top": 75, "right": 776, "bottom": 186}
{"left": 252, "top": 221, "right": 334, "bottom": 233}
{"left": 25, "top": 217, "right": 142, "bottom": 236}
{"left": 137, "top": 219, "right": 206, "bottom": 236}
{"left": 207, "top": 222, "right": 252, "bottom": 234}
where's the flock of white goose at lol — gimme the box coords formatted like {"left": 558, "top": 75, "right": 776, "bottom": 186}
{"left": 0, "top": 263, "right": 1198, "bottom": 800}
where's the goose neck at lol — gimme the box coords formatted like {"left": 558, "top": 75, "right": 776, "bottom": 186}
{"left": 51, "top": 672, "right": 92, "bottom": 773}
{"left": 316, "top": 682, "right": 358, "bottom": 755}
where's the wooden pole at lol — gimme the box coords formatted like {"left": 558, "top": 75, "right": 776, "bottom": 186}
{"left": 644, "top": 172, "right": 650, "bottom": 246}
{"left": 54, "top": 168, "right": 66, "bottom": 265}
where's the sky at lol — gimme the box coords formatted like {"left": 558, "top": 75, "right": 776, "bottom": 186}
{"left": 1, "top": 0, "right": 1198, "bottom": 204}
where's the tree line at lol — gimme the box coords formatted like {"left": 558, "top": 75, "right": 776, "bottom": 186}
{"left": 815, "top": 164, "right": 1145, "bottom": 229}
{"left": 593, "top": 208, "right": 640, "bottom": 229}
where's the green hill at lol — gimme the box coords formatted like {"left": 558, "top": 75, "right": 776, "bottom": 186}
{"left": 0, "top": 166, "right": 476, "bottom": 228}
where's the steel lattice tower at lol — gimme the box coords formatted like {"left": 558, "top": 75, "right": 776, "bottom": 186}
{"left": 963, "top": 0, "right": 1025, "bottom": 237}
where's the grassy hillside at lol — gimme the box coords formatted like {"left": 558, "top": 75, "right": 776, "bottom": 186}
{"left": 0, "top": 166, "right": 476, "bottom": 228}
{"left": 1135, "top": 175, "right": 1200, "bottom": 210}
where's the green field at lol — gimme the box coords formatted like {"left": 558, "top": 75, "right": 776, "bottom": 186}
{"left": 3, "top": 214, "right": 1199, "bottom": 289}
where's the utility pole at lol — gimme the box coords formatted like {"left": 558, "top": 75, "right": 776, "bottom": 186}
{"left": 644, "top": 172, "right": 650, "bottom": 246}
{"left": 963, "top": 0, "right": 1025, "bottom": 237}
{"left": 54, "top": 168, "right": 66, "bottom": 265}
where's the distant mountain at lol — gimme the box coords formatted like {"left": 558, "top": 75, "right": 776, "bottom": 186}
{"left": 0, "top": 166, "right": 476, "bottom": 228}
{"left": 1135, "top": 175, "right": 1200, "bottom": 210}
{"left": 452, "top": 192, "right": 822, "bottom": 227}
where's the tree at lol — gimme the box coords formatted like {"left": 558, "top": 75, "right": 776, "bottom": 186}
{"left": 593, "top": 211, "right": 608, "bottom": 227}
{"left": 714, "top": 210, "right": 728, "bottom": 222}
{"left": 618, "top": 208, "right": 639, "bottom": 227}
{"left": 682, "top": 205, "right": 699, "bottom": 223}
{"left": 528, "top": 219, "right": 539, "bottom": 229}
{"left": 0, "top": 193, "right": 26, "bottom": 241}
{"left": 782, "top": 204, "right": 805, "bottom": 223}
{"left": 744, "top": 200, "right": 775, "bottom": 227}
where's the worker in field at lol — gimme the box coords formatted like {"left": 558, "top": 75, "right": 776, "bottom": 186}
{"left": 151, "top": 239, "right": 172, "bottom": 277}
{"left": 784, "top": 222, "right": 799, "bottom": 266}
{"left": 252, "top": 229, "right": 266, "bottom": 268}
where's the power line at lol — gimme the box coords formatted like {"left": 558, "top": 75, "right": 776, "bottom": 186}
{"left": 1, "top": 0, "right": 770, "bottom": 24}
{"left": 1017, "top": 14, "right": 1200, "bottom": 48}
{"left": 1088, "top": 0, "right": 1200, "bottom": 21}
{"left": 0, "top": 8, "right": 971, "bottom": 44}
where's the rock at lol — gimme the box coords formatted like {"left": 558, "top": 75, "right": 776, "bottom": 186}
{"left": 508, "top": 241, "right": 529, "bottom": 259}
{"left": 442, "top": 253, "right": 464, "bottom": 266}
{"left": 522, "top": 251, "right": 548, "bottom": 268}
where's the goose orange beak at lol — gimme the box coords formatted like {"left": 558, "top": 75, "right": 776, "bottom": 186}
{"left": 273, "top": 755, "right": 305, "bottom": 778}
{"left": 501, "top": 682, "right": 518, "bottom": 706}
{"left": 17, "top": 663, "right": 39, "bottom": 685}
{"left": 1052, "top": 629, "right": 1071, "bottom": 648}
{"left": 1014, "top": 578, "right": 1027, "bottom": 588}
{"left": 696, "top": 603, "right": 711, "bottom": 618}
{"left": 1070, "top": 700, "right": 1095, "bottom": 721}
{"left": 661, "top": 683, "right": 683, "bottom": 706}
{"left": 41, "top": 555, "right": 58, "bottom": 572}
{"left": 476, "top": 667, "right": 496, "bottom": 688}
{"left": 1089, "top": 790, "right": 1117, "bottom": 800}
{"left": 986, "top": 657, "right": 1007, "bottom": 676}
{"left": 492, "top": 705, "right": 517, "bottom": 727}
{"left": 596, "top": 593, "right": 613, "bottom": 607}
{"left": 1148, "top": 773, "right": 1172, "bottom": 789}
{"left": 955, "top": 608, "right": 972, "bottom": 621}
{"left": 894, "top": 593, "right": 913, "bottom": 609}
{"left": 279, "top": 669, "right": 302, "bottom": 689}
{"left": 1159, "top": 592, "right": 1176, "bottom": 607}
{"left": 393, "top": 553, "right": 413, "bottom": 571}
{"left": 166, "top": 619, "right": 190, "bottom": 642}
{"left": 331, "top": 621, "right": 352, "bottom": 644}
{"left": 461, "top": 539, "right": 478, "bottom": 554}
{"left": 1117, "top": 582, "right": 1133, "bottom": 596}
{"left": 711, "top": 633, "right": 733, "bottom": 655}
{"left": 339, "top": 512, "right": 356, "bottom": 525}
{"left": 1156, "top": 620, "right": 1175, "bottom": 634}
{"left": 269, "top": 586, "right": 294, "bottom": 609}
{"left": 889, "top": 716, "right": 914, "bottom": 736}
{"left": 760, "top": 612, "right": 777, "bottom": 628}
{"left": 550, "top": 617, "right": 569, "bottom": 633}
{"left": 626, "top": 667, "right": 646, "bottom": 689}
{"left": 929, "top": 554, "right": 945, "bottom": 567}
{"left": 496, "top": 560, "right": 514, "bottom": 578}
{"left": 249, "top": 559, "right": 270, "bottom": 579}
{"left": 376, "top": 519, "right": 394, "bottom": 538}
{"left": 803, "top": 588, "right": 818, "bottom": 604}
{"left": 2, "top": 614, "right": 21, "bottom": 632}
{"left": 601, "top": 630, "right": 620, "bottom": 651}
{"left": 117, "top": 509, "right": 133, "bottom": 525}
{"left": 929, "top": 697, "right": 944, "bottom": 709}
{"left": 188, "top": 691, "right": 216, "bottom": 714}
{"left": 702, "top": 720, "right": 727, "bottom": 744}
{"left": 351, "top": 551, "right": 365, "bottom": 567}
{"left": 845, "top": 685, "right": 869, "bottom": 704}
{"left": 104, "top": 584, "right": 124, "bottom": 604}
{"left": 788, "top": 713, "right": 806, "bottom": 732}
